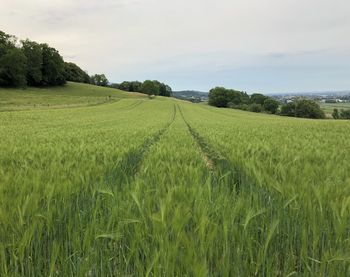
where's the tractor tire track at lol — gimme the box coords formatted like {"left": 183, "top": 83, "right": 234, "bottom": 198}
{"left": 123, "top": 100, "right": 144, "bottom": 110}
{"left": 106, "top": 104, "right": 177, "bottom": 185}
{"left": 178, "top": 104, "right": 264, "bottom": 195}
{"left": 177, "top": 104, "right": 239, "bottom": 190}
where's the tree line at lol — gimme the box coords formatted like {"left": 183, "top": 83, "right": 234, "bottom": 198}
{"left": 110, "top": 80, "right": 172, "bottom": 97}
{"left": 208, "top": 87, "right": 280, "bottom": 114}
{"left": 208, "top": 87, "right": 326, "bottom": 119}
{"left": 0, "top": 30, "right": 108, "bottom": 88}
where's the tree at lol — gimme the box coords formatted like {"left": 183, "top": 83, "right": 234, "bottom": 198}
{"left": 294, "top": 99, "right": 325, "bottom": 119}
{"left": 155, "top": 81, "right": 172, "bottom": 96}
{"left": 209, "top": 87, "right": 251, "bottom": 108}
{"left": 208, "top": 87, "right": 229, "bottom": 107}
{"left": 141, "top": 80, "right": 160, "bottom": 95}
{"left": 40, "top": 44, "right": 66, "bottom": 86}
{"left": 250, "top": 93, "right": 268, "bottom": 105}
{"left": 130, "top": 81, "right": 142, "bottom": 92}
{"left": 0, "top": 30, "right": 16, "bottom": 56}
{"left": 263, "top": 98, "right": 279, "bottom": 114}
{"left": 165, "top": 85, "right": 172, "bottom": 97}
{"left": 332, "top": 108, "right": 340, "bottom": 119}
{"left": 116, "top": 81, "right": 131, "bottom": 91}
{"left": 0, "top": 31, "right": 27, "bottom": 87}
{"left": 0, "top": 47, "right": 27, "bottom": 87}
{"left": 280, "top": 102, "right": 296, "bottom": 117}
{"left": 64, "top": 62, "right": 90, "bottom": 83}
{"left": 116, "top": 80, "right": 171, "bottom": 96}
{"left": 90, "top": 74, "right": 108, "bottom": 86}
{"left": 281, "top": 99, "right": 325, "bottom": 119}
{"left": 21, "top": 40, "right": 43, "bottom": 86}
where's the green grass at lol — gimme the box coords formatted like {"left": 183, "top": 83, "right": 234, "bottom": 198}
{"left": 0, "top": 85, "right": 350, "bottom": 276}
{"left": 0, "top": 82, "right": 144, "bottom": 111}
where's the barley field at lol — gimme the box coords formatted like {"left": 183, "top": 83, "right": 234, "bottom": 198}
{"left": 1, "top": 84, "right": 350, "bottom": 276}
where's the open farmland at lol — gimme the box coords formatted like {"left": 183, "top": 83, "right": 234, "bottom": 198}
{"left": 320, "top": 102, "right": 350, "bottom": 117}
{"left": 1, "top": 86, "right": 350, "bottom": 276}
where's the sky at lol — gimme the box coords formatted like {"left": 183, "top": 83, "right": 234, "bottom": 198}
{"left": 1, "top": 0, "right": 349, "bottom": 93}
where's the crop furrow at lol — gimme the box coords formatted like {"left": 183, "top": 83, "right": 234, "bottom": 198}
{"left": 106, "top": 104, "right": 177, "bottom": 185}
{"left": 123, "top": 100, "right": 145, "bottom": 110}
{"left": 178, "top": 104, "right": 273, "bottom": 199}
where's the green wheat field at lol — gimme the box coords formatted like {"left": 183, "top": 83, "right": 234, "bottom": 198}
{"left": 1, "top": 83, "right": 350, "bottom": 276}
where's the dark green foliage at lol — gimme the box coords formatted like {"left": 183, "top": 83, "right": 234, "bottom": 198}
{"left": 141, "top": 80, "right": 160, "bottom": 95}
{"left": 208, "top": 87, "right": 278, "bottom": 115}
{"left": 208, "top": 87, "right": 229, "bottom": 107}
{"left": 263, "top": 98, "right": 279, "bottom": 114}
{"left": 154, "top": 81, "right": 172, "bottom": 96}
{"left": 332, "top": 108, "right": 340, "bottom": 119}
{"left": 208, "top": 87, "right": 249, "bottom": 107}
{"left": 209, "top": 87, "right": 227, "bottom": 108}
{"left": 332, "top": 108, "right": 350, "bottom": 120}
{"left": 21, "top": 40, "right": 43, "bottom": 86}
{"left": 90, "top": 74, "right": 109, "bottom": 87}
{"left": 40, "top": 44, "right": 66, "bottom": 86}
{"left": 0, "top": 31, "right": 27, "bottom": 87}
{"left": 114, "top": 81, "right": 142, "bottom": 92}
{"left": 340, "top": 109, "right": 350, "bottom": 119}
{"left": 0, "top": 30, "right": 98, "bottom": 88}
{"left": 131, "top": 81, "right": 142, "bottom": 92}
{"left": 280, "top": 102, "right": 296, "bottom": 116}
{"left": 249, "top": 103, "right": 263, "bottom": 113}
{"left": 295, "top": 99, "right": 325, "bottom": 119}
{"left": 281, "top": 99, "right": 325, "bottom": 119}
{"left": 0, "top": 47, "right": 27, "bottom": 87}
{"left": 0, "top": 31, "right": 16, "bottom": 56}
{"left": 114, "top": 80, "right": 172, "bottom": 97}
{"left": 64, "top": 62, "right": 90, "bottom": 83}
{"left": 250, "top": 93, "right": 268, "bottom": 105}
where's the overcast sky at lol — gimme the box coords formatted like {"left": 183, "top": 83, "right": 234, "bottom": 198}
{"left": 1, "top": 0, "right": 349, "bottom": 92}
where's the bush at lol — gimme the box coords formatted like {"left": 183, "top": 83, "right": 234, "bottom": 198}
{"left": 295, "top": 99, "right": 325, "bottom": 119}
{"left": 340, "top": 109, "right": 350, "bottom": 119}
{"left": 280, "top": 102, "right": 296, "bottom": 116}
{"left": 263, "top": 98, "right": 279, "bottom": 114}
{"left": 249, "top": 103, "right": 263, "bottom": 113}
{"left": 332, "top": 109, "right": 340, "bottom": 119}
{"left": 281, "top": 99, "right": 325, "bottom": 119}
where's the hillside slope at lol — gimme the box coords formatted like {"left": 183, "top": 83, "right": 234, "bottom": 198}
{"left": 1, "top": 94, "right": 350, "bottom": 275}
{"left": 0, "top": 82, "right": 145, "bottom": 111}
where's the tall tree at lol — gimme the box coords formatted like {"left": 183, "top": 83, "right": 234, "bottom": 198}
{"left": 64, "top": 62, "right": 90, "bottom": 83}
{"left": 40, "top": 44, "right": 66, "bottom": 86}
{"left": 263, "top": 98, "right": 279, "bottom": 114}
{"left": 140, "top": 80, "right": 160, "bottom": 95}
{"left": 21, "top": 39, "right": 43, "bottom": 86}
{"left": 0, "top": 31, "right": 27, "bottom": 87}
{"left": 250, "top": 93, "right": 268, "bottom": 105}
{"left": 0, "top": 47, "right": 27, "bottom": 87}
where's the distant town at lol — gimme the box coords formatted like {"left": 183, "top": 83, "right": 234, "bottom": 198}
{"left": 173, "top": 90, "right": 350, "bottom": 105}
{"left": 269, "top": 91, "right": 350, "bottom": 104}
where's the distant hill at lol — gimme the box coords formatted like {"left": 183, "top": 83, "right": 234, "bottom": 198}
{"left": 172, "top": 90, "right": 208, "bottom": 102}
